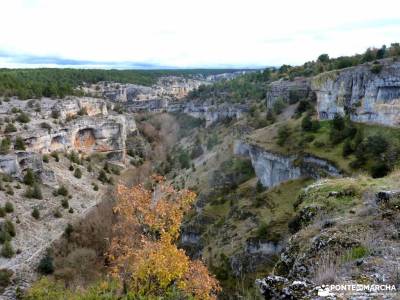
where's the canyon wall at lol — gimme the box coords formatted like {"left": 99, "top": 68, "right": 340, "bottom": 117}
{"left": 234, "top": 140, "right": 340, "bottom": 188}
{"left": 0, "top": 98, "right": 136, "bottom": 178}
{"left": 312, "top": 60, "right": 400, "bottom": 126}
{"left": 266, "top": 78, "right": 311, "bottom": 108}
{"left": 266, "top": 60, "right": 400, "bottom": 127}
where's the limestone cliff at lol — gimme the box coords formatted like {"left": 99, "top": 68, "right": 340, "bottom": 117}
{"left": 234, "top": 140, "right": 340, "bottom": 188}
{"left": 266, "top": 78, "right": 311, "bottom": 108}
{"left": 0, "top": 98, "right": 136, "bottom": 178}
{"left": 312, "top": 60, "right": 400, "bottom": 126}
{"left": 266, "top": 59, "right": 400, "bottom": 127}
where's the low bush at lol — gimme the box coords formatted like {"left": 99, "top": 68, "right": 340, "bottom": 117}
{"left": 32, "top": 208, "right": 40, "bottom": 220}
{"left": 1, "top": 241, "right": 14, "bottom": 258}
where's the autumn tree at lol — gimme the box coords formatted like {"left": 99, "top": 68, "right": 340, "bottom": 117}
{"left": 108, "top": 176, "right": 220, "bottom": 299}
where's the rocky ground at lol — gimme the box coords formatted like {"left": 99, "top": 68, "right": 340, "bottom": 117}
{"left": 0, "top": 155, "right": 111, "bottom": 298}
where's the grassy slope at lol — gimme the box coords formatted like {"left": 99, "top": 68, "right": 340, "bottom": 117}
{"left": 247, "top": 117, "right": 400, "bottom": 175}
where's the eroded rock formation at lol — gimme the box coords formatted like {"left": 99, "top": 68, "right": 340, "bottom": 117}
{"left": 313, "top": 60, "right": 400, "bottom": 126}
{"left": 234, "top": 140, "right": 340, "bottom": 188}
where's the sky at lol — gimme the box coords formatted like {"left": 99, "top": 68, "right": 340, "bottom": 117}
{"left": 0, "top": 0, "right": 400, "bottom": 69}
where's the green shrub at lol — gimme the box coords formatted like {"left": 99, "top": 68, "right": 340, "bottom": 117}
{"left": 5, "top": 186, "right": 13, "bottom": 196}
{"left": 61, "top": 199, "right": 69, "bottom": 209}
{"left": 0, "top": 269, "right": 13, "bottom": 292}
{"left": 103, "top": 162, "right": 110, "bottom": 173}
{"left": 272, "top": 98, "right": 287, "bottom": 114}
{"left": 256, "top": 180, "right": 266, "bottom": 193}
{"left": 206, "top": 133, "right": 219, "bottom": 150}
{"left": 56, "top": 185, "right": 69, "bottom": 197}
{"left": 4, "top": 123, "right": 17, "bottom": 133}
{"left": 370, "top": 162, "right": 390, "bottom": 178}
{"left": 40, "top": 122, "right": 52, "bottom": 131}
{"left": 301, "top": 115, "right": 313, "bottom": 131}
{"left": 277, "top": 125, "right": 290, "bottom": 146}
{"left": 0, "top": 208, "right": 5, "bottom": 218}
{"left": 3, "top": 220, "right": 15, "bottom": 237}
{"left": 38, "top": 254, "right": 54, "bottom": 274}
{"left": 365, "top": 135, "right": 388, "bottom": 156}
{"left": 32, "top": 208, "right": 40, "bottom": 220}
{"left": 342, "top": 139, "right": 353, "bottom": 157}
{"left": 343, "top": 246, "right": 369, "bottom": 261}
{"left": 23, "top": 169, "right": 36, "bottom": 186}
{"left": 64, "top": 224, "right": 74, "bottom": 238}
{"left": 4, "top": 202, "right": 13, "bottom": 213}
{"left": 68, "top": 207, "right": 74, "bottom": 214}
{"left": 1, "top": 242, "right": 14, "bottom": 258}
{"left": 256, "top": 223, "right": 269, "bottom": 238}
{"left": 25, "top": 183, "right": 42, "bottom": 199}
{"left": 73, "top": 168, "right": 82, "bottom": 179}
{"left": 42, "top": 155, "right": 49, "bottom": 163}
{"left": 111, "top": 167, "right": 120, "bottom": 175}
{"left": 14, "top": 137, "right": 26, "bottom": 151}
{"left": 98, "top": 170, "right": 108, "bottom": 184}
{"left": 295, "top": 99, "right": 311, "bottom": 115}
{"left": 50, "top": 152, "right": 60, "bottom": 162}
{"left": 16, "top": 112, "right": 30, "bottom": 123}
{"left": 68, "top": 151, "right": 80, "bottom": 164}
{"left": 92, "top": 183, "right": 99, "bottom": 191}
{"left": 288, "top": 214, "right": 302, "bottom": 234}
{"left": 0, "top": 138, "right": 11, "bottom": 155}
{"left": 371, "top": 63, "right": 383, "bottom": 74}
{"left": 178, "top": 149, "right": 191, "bottom": 169}
{"left": 0, "top": 231, "right": 10, "bottom": 244}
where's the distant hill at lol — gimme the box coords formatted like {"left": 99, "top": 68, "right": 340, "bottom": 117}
{"left": 0, "top": 68, "right": 251, "bottom": 99}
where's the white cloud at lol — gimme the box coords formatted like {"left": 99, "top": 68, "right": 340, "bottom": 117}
{"left": 1, "top": 0, "right": 400, "bottom": 68}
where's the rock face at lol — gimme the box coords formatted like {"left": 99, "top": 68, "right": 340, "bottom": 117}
{"left": 50, "top": 97, "right": 108, "bottom": 119}
{"left": 256, "top": 275, "right": 318, "bottom": 299}
{"left": 234, "top": 140, "right": 340, "bottom": 188}
{"left": 126, "top": 99, "right": 247, "bottom": 127}
{"left": 265, "top": 60, "right": 400, "bottom": 127}
{"left": 312, "top": 60, "right": 400, "bottom": 126}
{"left": 19, "top": 115, "right": 136, "bottom": 161}
{"left": 266, "top": 78, "right": 312, "bottom": 108}
{"left": 100, "top": 76, "right": 208, "bottom": 103}
{"left": 0, "top": 152, "right": 43, "bottom": 179}
{"left": 179, "top": 101, "right": 247, "bottom": 127}
{"left": 0, "top": 98, "right": 136, "bottom": 178}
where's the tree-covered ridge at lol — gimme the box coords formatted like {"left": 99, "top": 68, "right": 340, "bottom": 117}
{"left": 0, "top": 68, "right": 245, "bottom": 99}
{"left": 188, "top": 43, "right": 400, "bottom": 104}
{"left": 187, "top": 73, "right": 268, "bottom": 104}
{"left": 269, "top": 42, "right": 400, "bottom": 80}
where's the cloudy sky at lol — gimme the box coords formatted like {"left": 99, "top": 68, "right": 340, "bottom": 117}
{"left": 1, "top": 0, "right": 400, "bottom": 69}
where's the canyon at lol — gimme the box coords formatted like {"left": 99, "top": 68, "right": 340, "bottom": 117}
{"left": 1, "top": 58, "right": 400, "bottom": 299}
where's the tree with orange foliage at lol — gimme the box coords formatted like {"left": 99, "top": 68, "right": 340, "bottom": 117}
{"left": 108, "top": 176, "right": 220, "bottom": 299}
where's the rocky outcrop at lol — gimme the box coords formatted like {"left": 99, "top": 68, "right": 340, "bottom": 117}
{"left": 100, "top": 76, "right": 208, "bottom": 103}
{"left": 265, "top": 60, "right": 400, "bottom": 127}
{"left": 256, "top": 275, "right": 319, "bottom": 299}
{"left": 50, "top": 97, "right": 108, "bottom": 119}
{"left": 127, "top": 99, "right": 247, "bottom": 127}
{"left": 0, "top": 98, "right": 137, "bottom": 178}
{"left": 234, "top": 140, "right": 340, "bottom": 188}
{"left": 180, "top": 102, "right": 247, "bottom": 127}
{"left": 266, "top": 78, "right": 311, "bottom": 108}
{"left": 312, "top": 60, "right": 400, "bottom": 126}
{"left": 0, "top": 152, "right": 43, "bottom": 179}
{"left": 18, "top": 115, "right": 136, "bottom": 161}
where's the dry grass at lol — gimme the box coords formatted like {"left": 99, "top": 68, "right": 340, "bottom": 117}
{"left": 313, "top": 252, "right": 340, "bottom": 285}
